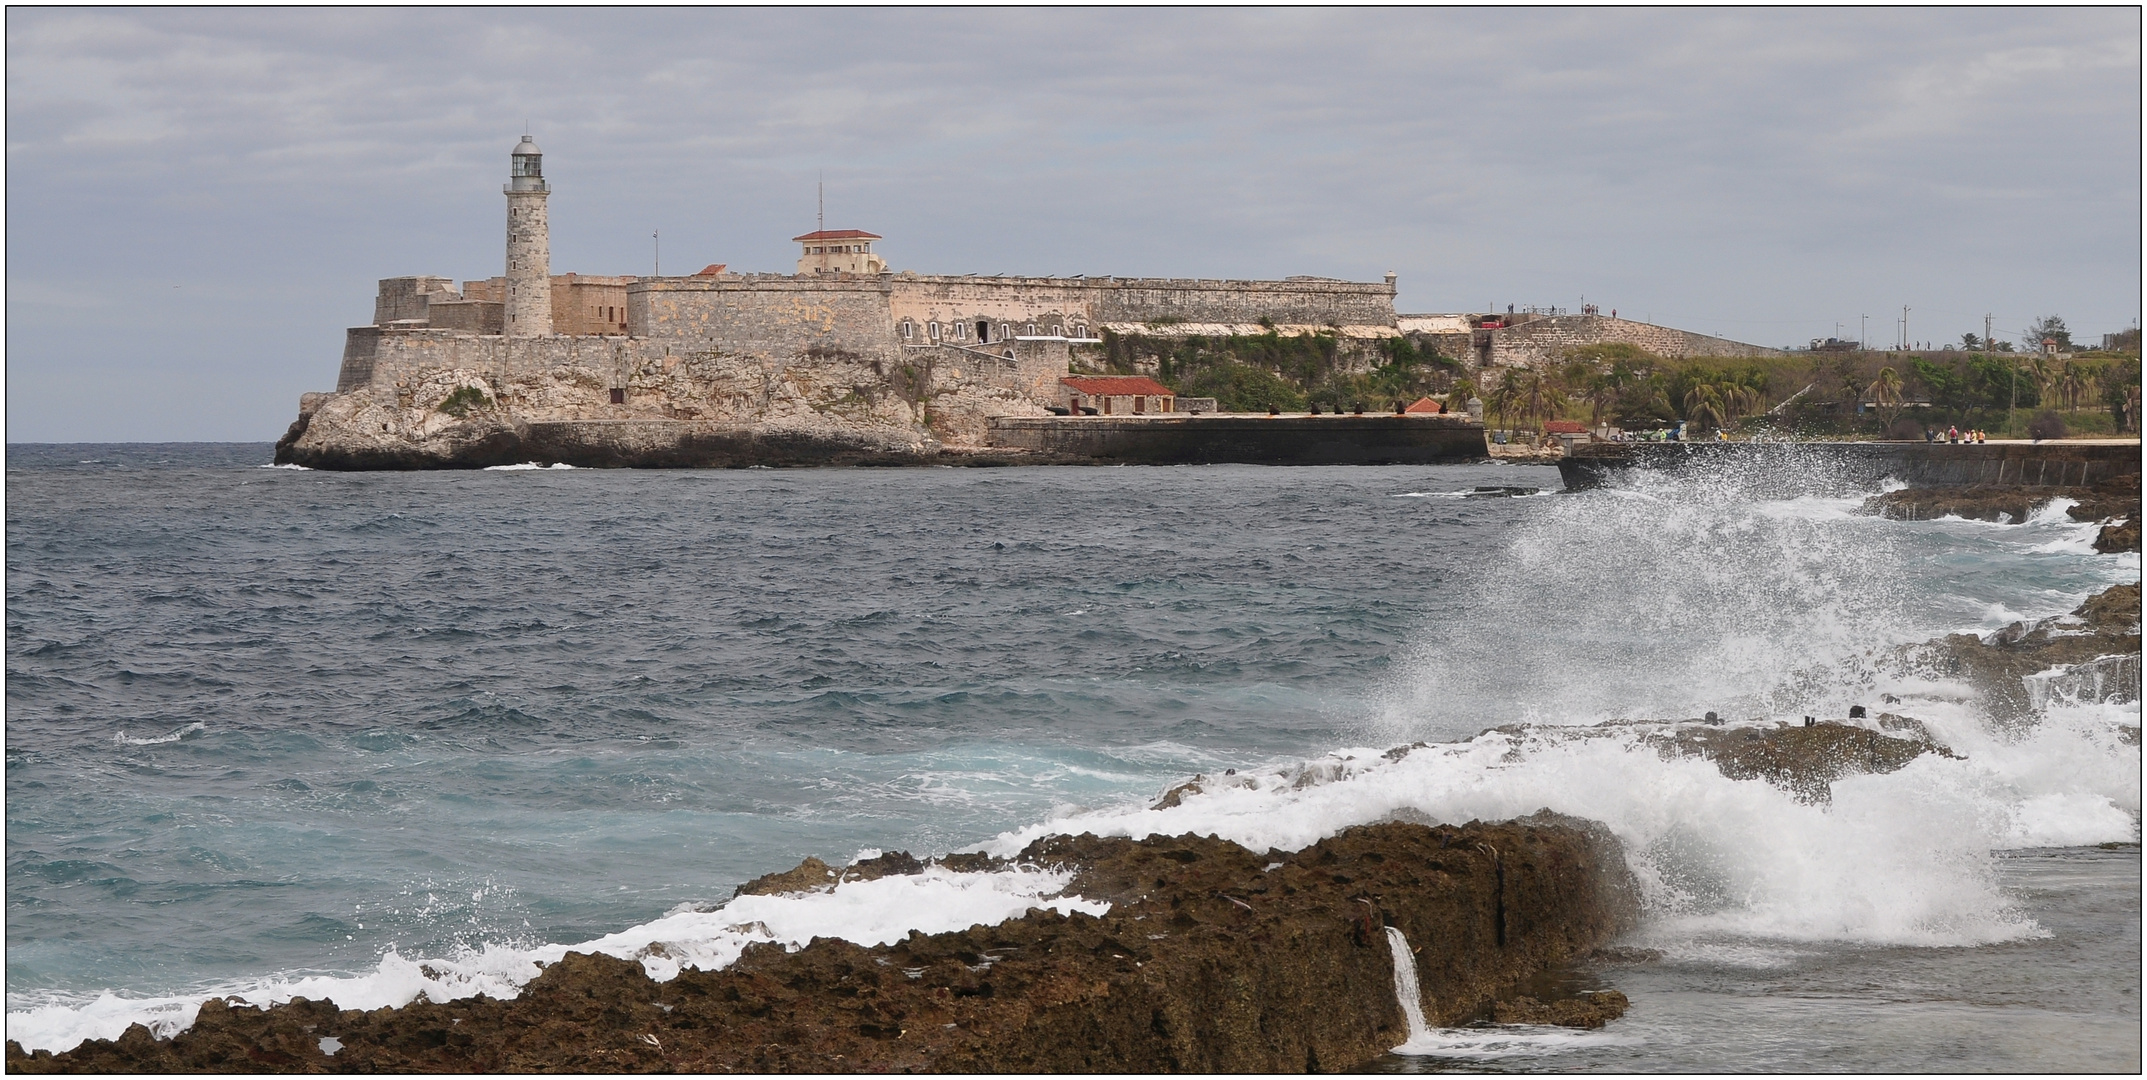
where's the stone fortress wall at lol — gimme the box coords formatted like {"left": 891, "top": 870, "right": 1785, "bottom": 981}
{"left": 334, "top": 268, "right": 1404, "bottom": 411}
{"left": 315, "top": 137, "right": 1783, "bottom": 432}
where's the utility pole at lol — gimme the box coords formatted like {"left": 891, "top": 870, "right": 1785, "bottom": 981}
{"left": 1985, "top": 313, "right": 1994, "bottom": 353}
{"left": 1997, "top": 313, "right": 2019, "bottom": 418}
{"left": 652, "top": 230, "right": 659, "bottom": 277}
{"left": 1861, "top": 314, "right": 1868, "bottom": 351}
{"left": 818, "top": 173, "right": 827, "bottom": 275}
{"left": 1902, "top": 305, "right": 1910, "bottom": 353}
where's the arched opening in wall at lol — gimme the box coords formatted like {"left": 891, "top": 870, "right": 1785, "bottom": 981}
{"left": 928, "top": 322, "right": 940, "bottom": 341}
{"left": 976, "top": 320, "right": 990, "bottom": 343}
{"left": 900, "top": 321, "right": 914, "bottom": 341}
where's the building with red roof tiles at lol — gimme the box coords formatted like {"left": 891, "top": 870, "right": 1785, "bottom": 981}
{"left": 1404, "top": 396, "right": 1444, "bottom": 414}
{"left": 1061, "top": 376, "right": 1175, "bottom": 416}
{"left": 794, "top": 230, "right": 886, "bottom": 276}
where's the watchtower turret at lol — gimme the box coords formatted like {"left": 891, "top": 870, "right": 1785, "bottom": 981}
{"left": 503, "top": 136, "right": 552, "bottom": 336}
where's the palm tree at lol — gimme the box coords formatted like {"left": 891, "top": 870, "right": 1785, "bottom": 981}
{"left": 1446, "top": 377, "right": 1480, "bottom": 416}
{"left": 1516, "top": 367, "right": 1568, "bottom": 437}
{"left": 1835, "top": 363, "right": 1866, "bottom": 416}
{"left": 1683, "top": 382, "right": 1727, "bottom": 434}
{"left": 1869, "top": 366, "right": 1904, "bottom": 426}
{"left": 2026, "top": 356, "right": 2057, "bottom": 406}
{"left": 1489, "top": 368, "right": 1524, "bottom": 435}
{"left": 2058, "top": 361, "right": 2087, "bottom": 413}
{"left": 1580, "top": 369, "right": 1620, "bottom": 428}
{"left": 1719, "top": 379, "right": 1763, "bottom": 424}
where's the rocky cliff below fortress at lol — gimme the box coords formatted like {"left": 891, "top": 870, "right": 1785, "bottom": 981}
{"left": 276, "top": 342, "right": 1055, "bottom": 470}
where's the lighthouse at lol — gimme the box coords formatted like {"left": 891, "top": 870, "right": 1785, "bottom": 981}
{"left": 503, "top": 136, "right": 552, "bottom": 337}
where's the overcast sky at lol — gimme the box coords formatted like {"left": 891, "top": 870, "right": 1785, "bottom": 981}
{"left": 8, "top": 7, "right": 2140, "bottom": 442}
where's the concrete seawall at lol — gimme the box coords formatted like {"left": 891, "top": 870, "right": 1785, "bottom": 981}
{"left": 987, "top": 414, "right": 1489, "bottom": 466}
{"left": 1559, "top": 440, "right": 2142, "bottom": 492}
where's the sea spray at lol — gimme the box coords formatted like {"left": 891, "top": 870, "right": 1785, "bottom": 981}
{"left": 1376, "top": 460, "right": 1922, "bottom": 741}
{"left": 1384, "top": 925, "right": 1431, "bottom": 1044}
{"left": 987, "top": 711, "right": 2136, "bottom": 947}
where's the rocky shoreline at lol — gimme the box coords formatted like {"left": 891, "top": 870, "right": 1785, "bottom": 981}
{"left": 1914, "top": 581, "right": 2142, "bottom": 723}
{"left": 15, "top": 580, "right": 2136, "bottom": 1074}
{"left": 1864, "top": 473, "right": 2141, "bottom": 553}
{"left": 9, "top": 817, "right": 1639, "bottom": 1074}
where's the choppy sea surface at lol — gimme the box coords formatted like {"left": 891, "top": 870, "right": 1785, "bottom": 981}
{"left": 6, "top": 442, "right": 2140, "bottom": 1069}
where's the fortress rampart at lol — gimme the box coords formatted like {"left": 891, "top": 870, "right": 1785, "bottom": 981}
{"left": 632, "top": 275, "right": 902, "bottom": 359}
{"left": 286, "top": 135, "right": 1785, "bottom": 469}
{"left": 1417, "top": 313, "right": 1786, "bottom": 369}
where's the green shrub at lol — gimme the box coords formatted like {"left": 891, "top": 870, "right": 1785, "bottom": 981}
{"left": 436, "top": 385, "right": 491, "bottom": 418}
{"left": 1181, "top": 363, "right": 1307, "bottom": 412}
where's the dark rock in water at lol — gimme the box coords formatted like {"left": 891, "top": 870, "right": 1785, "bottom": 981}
{"left": 1864, "top": 475, "right": 2140, "bottom": 553}
{"left": 733, "top": 855, "right": 839, "bottom": 897}
{"left": 2068, "top": 476, "right": 2143, "bottom": 554}
{"left": 1648, "top": 722, "right": 1950, "bottom": 804}
{"left": 733, "top": 850, "right": 931, "bottom": 898}
{"left": 1492, "top": 990, "right": 1630, "bottom": 1029}
{"left": 1913, "top": 581, "right": 2142, "bottom": 722}
{"left": 1864, "top": 483, "right": 2067, "bottom": 523}
{"left": 7, "top": 819, "right": 1641, "bottom": 1075}
{"left": 2093, "top": 516, "right": 2141, "bottom": 554}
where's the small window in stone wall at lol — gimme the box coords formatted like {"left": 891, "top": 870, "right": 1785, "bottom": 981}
{"left": 610, "top": 388, "right": 625, "bottom": 404}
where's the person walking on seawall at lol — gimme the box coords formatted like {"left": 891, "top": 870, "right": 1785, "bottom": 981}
{"left": 1948, "top": 425, "right": 1960, "bottom": 443}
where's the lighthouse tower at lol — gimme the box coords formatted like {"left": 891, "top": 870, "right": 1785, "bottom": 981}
{"left": 503, "top": 136, "right": 552, "bottom": 337}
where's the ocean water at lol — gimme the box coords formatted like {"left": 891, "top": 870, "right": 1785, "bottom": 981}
{"left": 5, "top": 442, "right": 2139, "bottom": 1068}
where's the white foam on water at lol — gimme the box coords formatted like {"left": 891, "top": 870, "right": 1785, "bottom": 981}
{"left": 17, "top": 448, "right": 2136, "bottom": 1059}
{"left": 2026, "top": 497, "right": 2083, "bottom": 526}
{"left": 988, "top": 713, "right": 2132, "bottom": 949}
{"left": 481, "top": 462, "right": 579, "bottom": 471}
{"left": 6, "top": 866, "right": 1106, "bottom": 1054}
{"left": 113, "top": 721, "right": 207, "bottom": 746}
{"left": 254, "top": 463, "right": 311, "bottom": 470}
{"left": 1391, "top": 1023, "right": 1641, "bottom": 1059}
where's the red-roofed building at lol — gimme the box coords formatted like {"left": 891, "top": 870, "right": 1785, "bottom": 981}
{"left": 1062, "top": 376, "right": 1175, "bottom": 416}
{"left": 1543, "top": 420, "right": 1586, "bottom": 435}
{"left": 1404, "top": 396, "right": 1444, "bottom": 414}
{"left": 693, "top": 264, "right": 728, "bottom": 277}
{"left": 794, "top": 230, "right": 886, "bottom": 276}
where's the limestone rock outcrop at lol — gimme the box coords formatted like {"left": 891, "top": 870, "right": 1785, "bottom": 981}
{"left": 1912, "top": 581, "right": 2142, "bottom": 722}
{"left": 277, "top": 350, "right": 1052, "bottom": 470}
{"left": 9, "top": 818, "right": 1641, "bottom": 1074}
{"left": 1864, "top": 474, "right": 2140, "bottom": 553}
